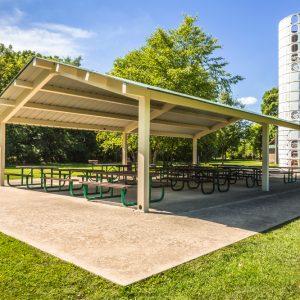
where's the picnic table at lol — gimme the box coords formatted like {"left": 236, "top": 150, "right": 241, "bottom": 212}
{"left": 79, "top": 169, "right": 164, "bottom": 206}
{"left": 7, "top": 165, "right": 59, "bottom": 188}
{"left": 92, "top": 163, "right": 136, "bottom": 172}
{"left": 269, "top": 166, "right": 300, "bottom": 183}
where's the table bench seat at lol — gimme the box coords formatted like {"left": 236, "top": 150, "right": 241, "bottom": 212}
{"left": 80, "top": 181, "right": 132, "bottom": 189}
{"left": 45, "top": 177, "right": 79, "bottom": 182}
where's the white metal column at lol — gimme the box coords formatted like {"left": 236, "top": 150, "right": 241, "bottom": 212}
{"left": 192, "top": 137, "right": 197, "bottom": 165}
{"left": 0, "top": 123, "right": 5, "bottom": 186}
{"left": 262, "top": 123, "right": 269, "bottom": 191}
{"left": 122, "top": 132, "right": 128, "bottom": 165}
{"left": 137, "top": 93, "right": 150, "bottom": 212}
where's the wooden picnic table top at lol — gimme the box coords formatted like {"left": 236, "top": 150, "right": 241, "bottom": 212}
{"left": 91, "top": 170, "right": 159, "bottom": 177}
{"left": 16, "top": 165, "right": 59, "bottom": 169}
{"left": 57, "top": 168, "right": 93, "bottom": 173}
{"left": 270, "top": 166, "right": 300, "bottom": 169}
{"left": 93, "top": 163, "right": 135, "bottom": 167}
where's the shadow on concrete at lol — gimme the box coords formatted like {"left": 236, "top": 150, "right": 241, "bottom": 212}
{"left": 149, "top": 176, "right": 300, "bottom": 232}
{"left": 10, "top": 176, "right": 300, "bottom": 233}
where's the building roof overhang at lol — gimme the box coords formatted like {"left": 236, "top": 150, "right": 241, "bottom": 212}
{"left": 0, "top": 57, "right": 298, "bottom": 139}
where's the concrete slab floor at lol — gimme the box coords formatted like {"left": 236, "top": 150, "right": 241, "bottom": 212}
{"left": 0, "top": 177, "right": 300, "bottom": 285}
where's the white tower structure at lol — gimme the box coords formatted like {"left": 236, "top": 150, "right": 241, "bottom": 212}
{"left": 278, "top": 13, "right": 300, "bottom": 166}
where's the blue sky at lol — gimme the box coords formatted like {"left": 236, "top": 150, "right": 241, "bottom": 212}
{"left": 0, "top": 0, "right": 299, "bottom": 112}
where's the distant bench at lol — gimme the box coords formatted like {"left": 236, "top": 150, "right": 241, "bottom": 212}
{"left": 269, "top": 169, "right": 300, "bottom": 183}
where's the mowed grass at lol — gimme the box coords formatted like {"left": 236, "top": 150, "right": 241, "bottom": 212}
{"left": 0, "top": 218, "right": 299, "bottom": 299}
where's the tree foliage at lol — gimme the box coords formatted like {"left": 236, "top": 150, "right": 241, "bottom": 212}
{"left": 261, "top": 87, "right": 279, "bottom": 143}
{"left": 261, "top": 88, "right": 278, "bottom": 117}
{"left": 111, "top": 16, "right": 242, "bottom": 99}
{"left": 97, "top": 15, "right": 244, "bottom": 163}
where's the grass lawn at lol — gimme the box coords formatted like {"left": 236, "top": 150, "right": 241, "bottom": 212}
{"left": 0, "top": 217, "right": 299, "bottom": 299}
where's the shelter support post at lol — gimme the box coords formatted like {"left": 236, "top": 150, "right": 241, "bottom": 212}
{"left": 262, "top": 123, "right": 269, "bottom": 191}
{"left": 192, "top": 137, "right": 198, "bottom": 165}
{"left": 137, "top": 93, "right": 150, "bottom": 212}
{"left": 122, "top": 132, "right": 128, "bottom": 165}
{"left": 0, "top": 123, "right": 5, "bottom": 186}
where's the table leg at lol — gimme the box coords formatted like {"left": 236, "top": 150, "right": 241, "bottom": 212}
{"left": 21, "top": 168, "right": 24, "bottom": 185}
{"left": 41, "top": 169, "right": 44, "bottom": 187}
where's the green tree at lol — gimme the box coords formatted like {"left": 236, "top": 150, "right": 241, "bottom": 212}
{"left": 214, "top": 93, "right": 246, "bottom": 161}
{"left": 111, "top": 15, "right": 242, "bottom": 98}
{"left": 261, "top": 87, "right": 278, "bottom": 144}
{"left": 97, "top": 15, "right": 243, "bottom": 162}
{"left": 261, "top": 88, "right": 278, "bottom": 117}
{"left": 247, "top": 124, "right": 263, "bottom": 159}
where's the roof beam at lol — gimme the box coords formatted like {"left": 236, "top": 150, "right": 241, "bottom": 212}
{"left": 14, "top": 79, "right": 33, "bottom": 89}
{"left": 151, "top": 119, "right": 209, "bottom": 130}
{"left": 194, "top": 118, "right": 239, "bottom": 139}
{"left": 14, "top": 79, "right": 140, "bottom": 108}
{"left": 8, "top": 117, "right": 193, "bottom": 138}
{"left": 55, "top": 62, "right": 128, "bottom": 98}
{"left": 24, "top": 102, "right": 137, "bottom": 121}
{"left": 8, "top": 117, "right": 194, "bottom": 138}
{"left": 150, "top": 130, "right": 193, "bottom": 139}
{"left": 33, "top": 58, "right": 56, "bottom": 70}
{"left": 0, "top": 99, "right": 15, "bottom": 107}
{"left": 125, "top": 103, "right": 175, "bottom": 133}
{"left": 1, "top": 99, "right": 204, "bottom": 130}
{"left": 8, "top": 117, "right": 122, "bottom": 132}
{"left": 0, "top": 70, "right": 56, "bottom": 123}
{"left": 0, "top": 99, "right": 213, "bottom": 131}
{"left": 170, "top": 108, "right": 229, "bottom": 123}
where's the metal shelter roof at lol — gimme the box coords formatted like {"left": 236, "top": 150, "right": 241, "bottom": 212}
{"left": 0, "top": 57, "right": 299, "bottom": 138}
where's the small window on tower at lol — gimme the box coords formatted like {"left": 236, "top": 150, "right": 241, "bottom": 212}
{"left": 292, "top": 34, "right": 298, "bottom": 43}
{"left": 292, "top": 44, "right": 298, "bottom": 52}
{"left": 291, "top": 140, "right": 298, "bottom": 148}
{"left": 291, "top": 110, "right": 300, "bottom": 119}
{"left": 292, "top": 24, "right": 298, "bottom": 33}
{"left": 291, "top": 159, "right": 298, "bottom": 166}
{"left": 291, "top": 53, "right": 299, "bottom": 61}
{"left": 291, "top": 150, "right": 298, "bottom": 158}
{"left": 292, "top": 15, "right": 299, "bottom": 24}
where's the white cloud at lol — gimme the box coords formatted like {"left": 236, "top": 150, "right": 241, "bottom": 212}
{"left": 36, "top": 23, "right": 95, "bottom": 39}
{"left": 0, "top": 9, "right": 95, "bottom": 57}
{"left": 237, "top": 96, "right": 257, "bottom": 105}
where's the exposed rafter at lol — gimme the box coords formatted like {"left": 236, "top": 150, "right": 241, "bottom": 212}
{"left": 0, "top": 70, "right": 56, "bottom": 123}
{"left": 151, "top": 119, "right": 208, "bottom": 131}
{"left": 0, "top": 99, "right": 15, "bottom": 107}
{"left": 24, "top": 102, "right": 137, "bottom": 121}
{"left": 0, "top": 99, "right": 210, "bottom": 131}
{"left": 150, "top": 130, "right": 193, "bottom": 139}
{"left": 170, "top": 108, "right": 229, "bottom": 123}
{"left": 8, "top": 117, "right": 195, "bottom": 138}
{"left": 8, "top": 117, "right": 123, "bottom": 132}
{"left": 14, "top": 79, "right": 140, "bottom": 108}
{"left": 194, "top": 117, "right": 239, "bottom": 139}
{"left": 124, "top": 103, "right": 175, "bottom": 133}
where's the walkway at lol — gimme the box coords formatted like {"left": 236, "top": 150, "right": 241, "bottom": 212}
{"left": 0, "top": 179, "right": 299, "bottom": 285}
